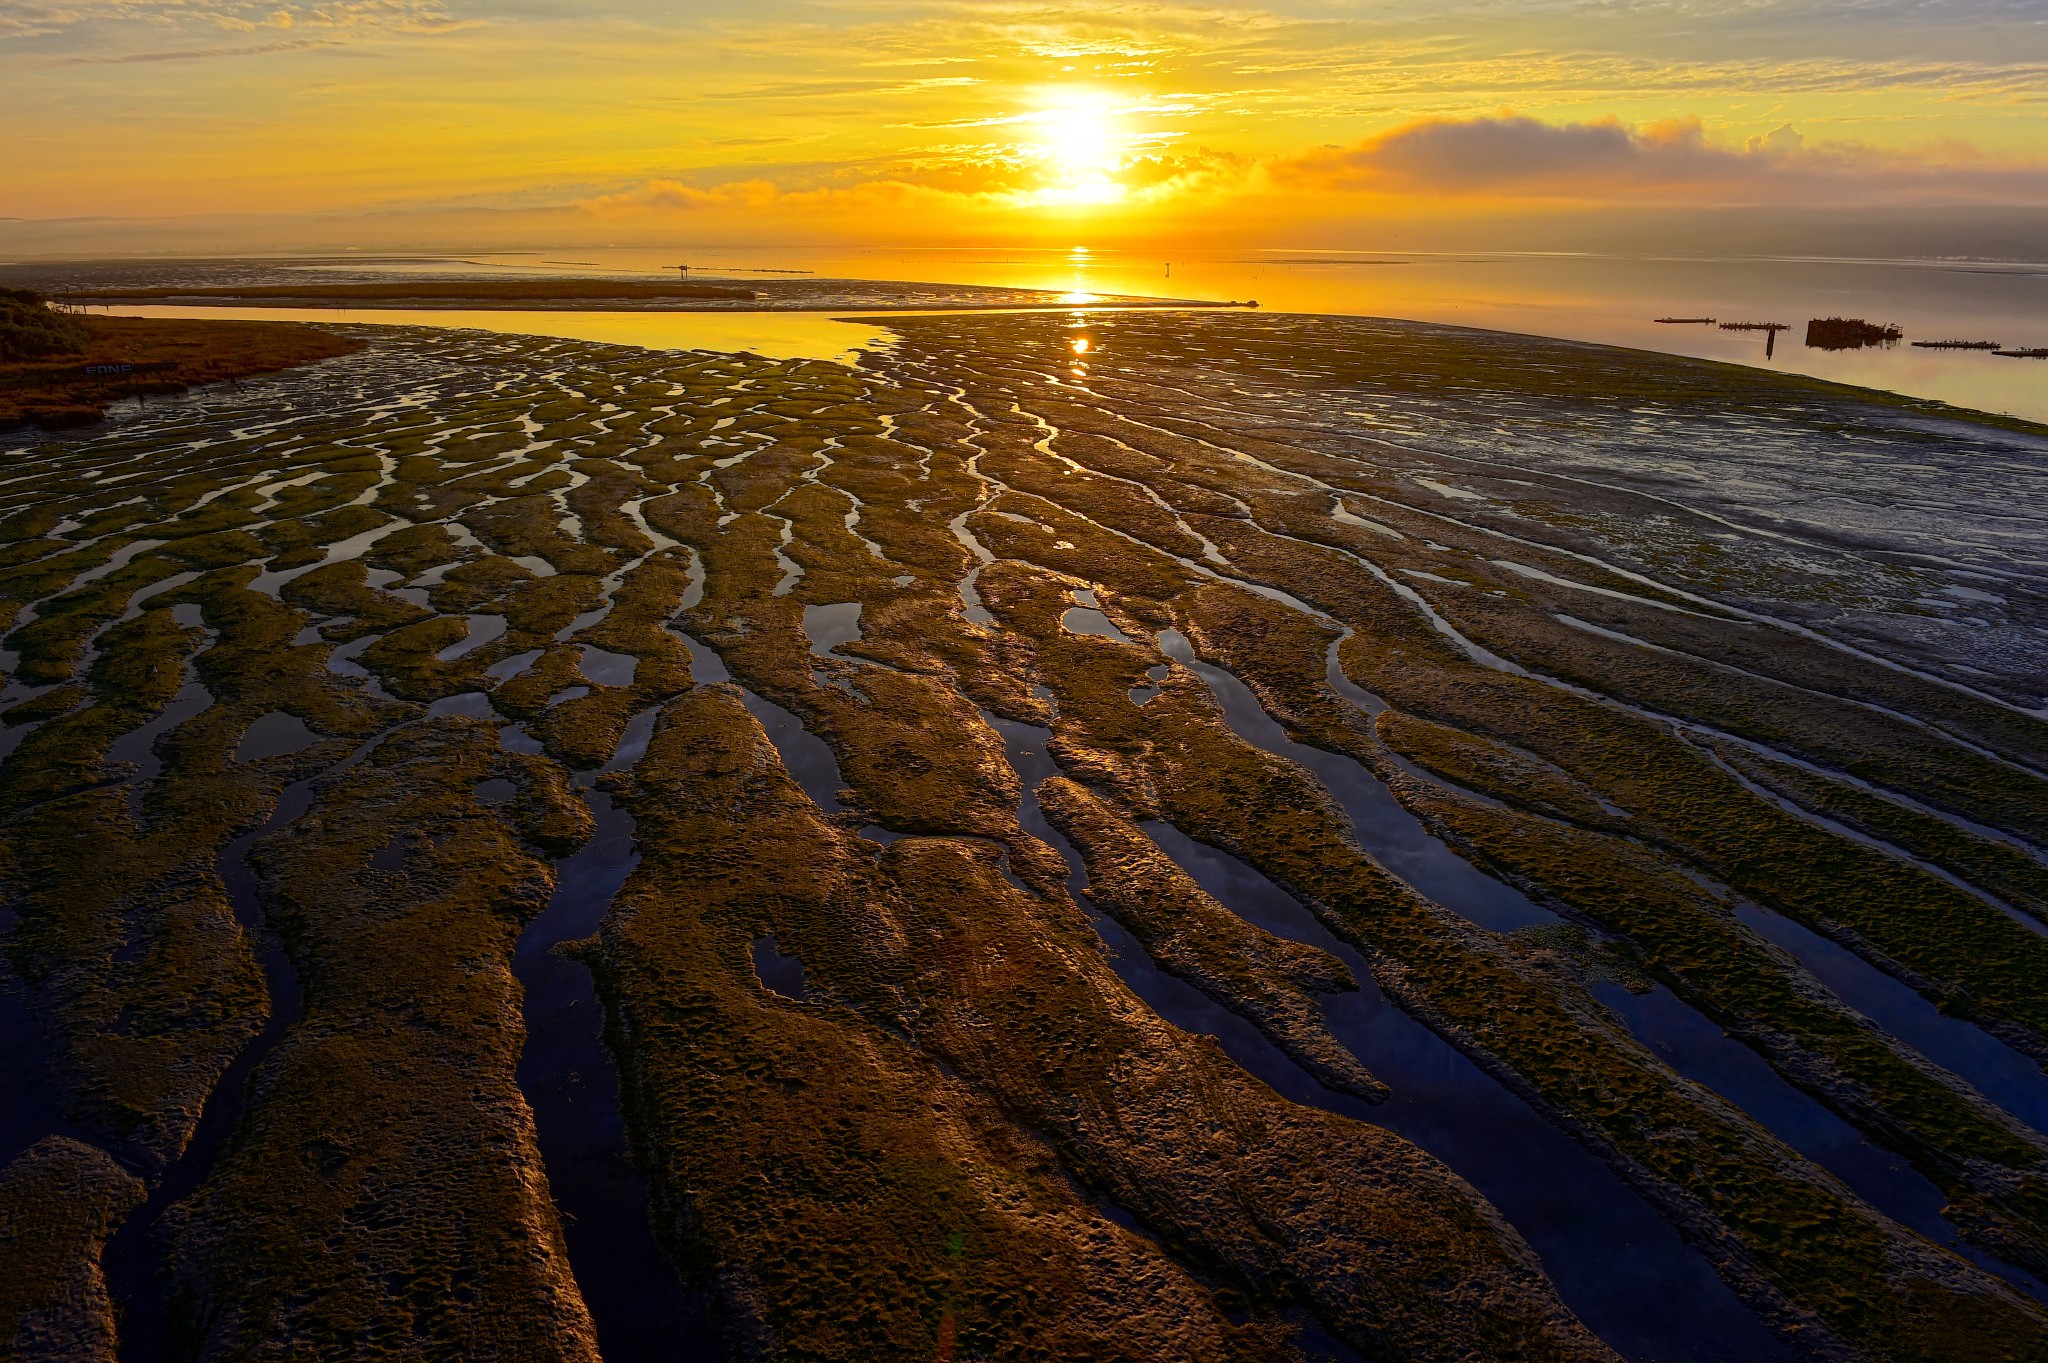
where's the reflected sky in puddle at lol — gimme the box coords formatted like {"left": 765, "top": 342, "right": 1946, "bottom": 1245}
{"left": 801, "top": 602, "right": 862, "bottom": 659}
{"left": 232, "top": 710, "right": 320, "bottom": 764}
{"left": 750, "top": 936, "right": 809, "bottom": 1002}
{"left": 435, "top": 613, "right": 505, "bottom": 662}
{"left": 101, "top": 305, "right": 897, "bottom": 366}
{"left": 577, "top": 645, "right": 638, "bottom": 688}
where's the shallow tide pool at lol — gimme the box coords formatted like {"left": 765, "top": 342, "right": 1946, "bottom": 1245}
{"left": 99, "top": 304, "right": 897, "bottom": 365}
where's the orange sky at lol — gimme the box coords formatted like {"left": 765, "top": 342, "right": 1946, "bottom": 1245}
{"left": 6, "top": 1, "right": 2047, "bottom": 250}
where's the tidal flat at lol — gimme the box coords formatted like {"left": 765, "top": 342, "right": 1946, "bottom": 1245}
{"left": 0, "top": 306, "right": 2045, "bottom": 1362}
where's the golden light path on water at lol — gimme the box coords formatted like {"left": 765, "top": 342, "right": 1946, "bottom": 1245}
{"left": 400, "top": 246, "right": 2048, "bottom": 424}
{"left": 102, "top": 245, "right": 2048, "bottom": 424}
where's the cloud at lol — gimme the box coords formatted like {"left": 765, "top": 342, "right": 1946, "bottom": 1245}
{"left": 559, "top": 112, "right": 2048, "bottom": 239}
{"left": 1276, "top": 113, "right": 2048, "bottom": 207}
{"left": 579, "top": 173, "right": 1022, "bottom": 221}
{"left": 6, "top": 0, "right": 472, "bottom": 48}
{"left": 701, "top": 75, "right": 978, "bottom": 102}
{"left": 1298, "top": 115, "right": 1743, "bottom": 193}
{"left": 570, "top": 144, "right": 1242, "bottom": 229}
{"left": 567, "top": 172, "right": 1095, "bottom": 244}
{"left": 0, "top": 4, "right": 87, "bottom": 38}
{"left": 55, "top": 35, "right": 331, "bottom": 60}
{"left": 577, "top": 178, "right": 783, "bottom": 215}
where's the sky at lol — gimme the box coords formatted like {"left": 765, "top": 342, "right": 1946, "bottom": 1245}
{"left": 5, "top": 0, "right": 2048, "bottom": 253}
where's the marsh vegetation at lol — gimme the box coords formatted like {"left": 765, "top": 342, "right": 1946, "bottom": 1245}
{"left": 0, "top": 306, "right": 2045, "bottom": 1362}
{"left": 0, "top": 295, "right": 358, "bottom": 430}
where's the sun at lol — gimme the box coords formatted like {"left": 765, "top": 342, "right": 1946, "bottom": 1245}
{"left": 1025, "top": 93, "right": 1128, "bottom": 206}
{"left": 1040, "top": 100, "right": 1119, "bottom": 180}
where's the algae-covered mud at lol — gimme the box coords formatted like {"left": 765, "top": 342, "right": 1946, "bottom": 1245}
{"left": 1, "top": 307, "right": 2046, "bottom": 1362}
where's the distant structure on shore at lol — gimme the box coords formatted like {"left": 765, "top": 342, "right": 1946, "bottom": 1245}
{"left": 1654, "top": 316, "right": 1715, "bottom": 325}
{"left": 1912, "top": 340, "right": 2001, "bottom": 350}
{"left": 1995, "top": 347, "right": 2048, "bottom": 359}
{"left": 1806, "top": 317, "right": 1901, "bottom": 351}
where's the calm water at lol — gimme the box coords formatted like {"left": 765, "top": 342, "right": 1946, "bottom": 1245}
{"left": 99, "top": 303, "right": 896, "bottom": 364}
{"left": 255, "top": 244, "right": 2048, "bottom": 423}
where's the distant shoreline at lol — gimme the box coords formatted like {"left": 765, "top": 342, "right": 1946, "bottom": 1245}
{"left": 66, "top": 297, "right": 1232, "bottom": 313}
{"left": 60, "top": 276, "right": 1242, "bottom": 313}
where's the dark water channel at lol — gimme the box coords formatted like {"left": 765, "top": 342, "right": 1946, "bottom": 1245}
{"left": 673, "top": 628, "right": 848, "bottom": 813}
{"left": 1595, "top": 978, "right": 2048, "bottom": 1301}
{"left": 109, "top": 737, "right": 342, "bottom": 1362}
{"left": 512, "top": 618, "right": 858, "bottom": 1358}
{"left": 0, "top": 903, "right": 87, "bottom": 1170}
{"left": 1316, "top": 626, "right": 2048, "bottom": 1156}
{"left": 487, "top": 648, "right": 545, "bottom": 683}
{"left": 107, "top": 602, "right": 215, "bottom": 812}
{"left": 1160, "top": 632, "right": 2048, "bottom": 1286}
{"left": 435, "top": 612, "right": 506, "bottom": 662}
{"left": 510, "top": 705, "right": 720, "bottom": 1362}
{"left": 1156, "top": 630, "right": 1554, "bottom": 932}
{"left": 1062, "top": 588, "right": 1137, "bottom": 644}
{"left": 1734, "top": 904, "right": 2048, "bottom": 1139}
{"left": 984, "top": 714, "right": 1791, "bottom": 1363}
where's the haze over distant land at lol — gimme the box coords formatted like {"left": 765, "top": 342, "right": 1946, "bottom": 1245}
{"left": 5, "top": 0, "right": 2047, "bottom": 256}
{"left": 5, "top": 206, "right": 2048, "bottom": 264}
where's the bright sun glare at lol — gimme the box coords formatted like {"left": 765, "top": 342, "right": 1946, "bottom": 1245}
{"left": 1026, "top": 94, "right": 1127, "bottom": 207}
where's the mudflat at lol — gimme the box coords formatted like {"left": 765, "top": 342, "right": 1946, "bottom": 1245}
{"left": 1, "top": 305, "right": 2045, "bottom": 1363}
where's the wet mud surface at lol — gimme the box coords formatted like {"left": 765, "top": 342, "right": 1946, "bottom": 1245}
{"left": 1, "top": 309, "right": 2046, "bottom": 1361}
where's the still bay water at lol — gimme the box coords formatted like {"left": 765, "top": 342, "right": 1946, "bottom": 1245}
{"left": 119, "top": 245, "right": 2048, "bottom": 421}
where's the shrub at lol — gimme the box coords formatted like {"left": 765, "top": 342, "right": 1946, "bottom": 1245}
{"left": 0, "top": 288, "right": 91, "bottom": 362}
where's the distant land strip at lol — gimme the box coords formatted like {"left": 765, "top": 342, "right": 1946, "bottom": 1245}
{"left": 60, "top": 277, "right": 1236, "bottom": 312}
{"left": 65, "top": 280, "right": 759, "bottom": 305}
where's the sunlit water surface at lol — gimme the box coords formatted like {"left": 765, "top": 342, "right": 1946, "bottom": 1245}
{"left": 224, "top": 244, "right": 2048, "bottom": 423}
{"left": 99, "top": 303, "right": 896, "bottom": 365}
{"left": 99, "top": 244, "right": 2048, "bottom": 421}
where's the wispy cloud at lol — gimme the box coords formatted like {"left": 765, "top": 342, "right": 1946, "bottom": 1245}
{"left": 1277, "top": 113, "right": 2048, "bottom": 206}
{"left": 54, "top": 34, "right": 332, "bottom": 60}
{"left": 702, "top": 74, "right": 979, "bottom": 101}
{"left": 6, "top": 0, "right": 472, "bottom": 46}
